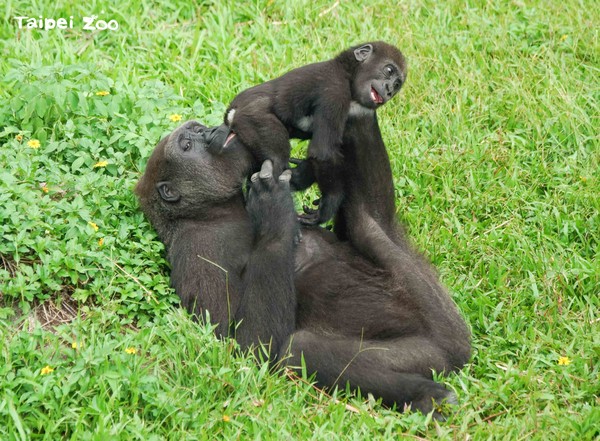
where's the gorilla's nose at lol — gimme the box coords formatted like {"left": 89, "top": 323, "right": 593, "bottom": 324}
{"left": 183, "top": 120, "right": 203, "bottom": 133}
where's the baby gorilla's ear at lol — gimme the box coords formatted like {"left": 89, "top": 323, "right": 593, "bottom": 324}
{"left": 156, "top": 181, "right": 180, "bottom": 202}
{"left": 353, "top": 44, "right": 373, "bottom": 62}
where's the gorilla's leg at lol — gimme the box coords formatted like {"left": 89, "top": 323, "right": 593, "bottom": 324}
{"left": 285, "top": 330, "right": 457, "bottom": 415}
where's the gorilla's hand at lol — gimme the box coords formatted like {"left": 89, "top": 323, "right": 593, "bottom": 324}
{"left": 246, "top": 160, "right": 298, "bottom": 243}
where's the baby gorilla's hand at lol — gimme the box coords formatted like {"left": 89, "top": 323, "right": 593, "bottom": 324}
{"left": 246, "top": 160, "right": 299, "bottom": 244}
{"left": 289, "top": 158, "right": 316, "bottom": 191}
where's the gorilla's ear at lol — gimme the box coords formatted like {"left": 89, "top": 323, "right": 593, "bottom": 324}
{"left": 156, "top": 181, "right": 180, "bottom": 202}
{"left": 354, "top": 44, "right": 373, "bottom": 62}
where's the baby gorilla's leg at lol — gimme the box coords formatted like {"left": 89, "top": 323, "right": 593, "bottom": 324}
{"left": 229, "top": 102, "right": 291, "bottom": 176}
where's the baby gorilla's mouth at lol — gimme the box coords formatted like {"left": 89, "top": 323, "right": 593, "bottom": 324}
{"left": 224, "top": 131, "right": 237, "bottom": 147}
{"left": 370, "top": 87, "right": 384, "bottom": 105}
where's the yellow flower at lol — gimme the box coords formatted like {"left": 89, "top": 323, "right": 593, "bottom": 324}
{"left": 125, "top": 347, "right": 137, "bottom": 355}
{"left": 15, "top": 134, "right": 23, "bottom": 142}
{"left": 558, "top": 356, "right": 571, "bottom": 366}
{"left": 169, "top": 114, "right": 183, "bottom": 122}
{"left": 27, "top": 139, "right": 41, "bottom": 149}
{"left": 71, "top": 342, "right": 78, "bottom": 349}
{"left": 40, "top": 365, "right": 54, "bottom": 375}
{"left": 93, "top": 160, "right": 108, "bottom": 168}
{"left": 41, "top": 185, "right": 49, "bottom": 193}
{"left": 88, "top": 221, "right": 99, "bottom": 232}
{"left": 560, "top": 34, "right": 568, "bottom": 41}
{"left": 98, "top": 237, "right": 104, "bottom": 247}
{"left": 96, "top": 90, "right": 110, "bottom": 96}
{"left": 222, "top": 415, "right": 230, "bottom": 422}
{"left": 580, "top": 176, "right": 587, "bottom": 182}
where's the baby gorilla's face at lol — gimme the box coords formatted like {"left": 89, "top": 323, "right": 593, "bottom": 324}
{"left": 353, "top": 59, "right": 405, "bottom": 109}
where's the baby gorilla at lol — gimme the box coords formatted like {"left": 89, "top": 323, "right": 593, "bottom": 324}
{"left": 222, "top": 41, "right": 407, "bottom": 225}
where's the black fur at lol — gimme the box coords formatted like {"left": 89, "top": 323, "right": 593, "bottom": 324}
{"left": 135, "top": 120, "right": 470, "bottom": 416}
{"left": 288, "top": 112, "right": 471, "bottom": 415}
{"left": 135, "top": 121, "right": 296, "bottom": 357}
{"left": 224, "top": 41, "right": 407, "bottom": 226}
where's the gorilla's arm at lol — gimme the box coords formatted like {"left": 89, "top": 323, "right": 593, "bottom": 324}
{"left": 235, "top": 160, "right": 298, "bottom": 359}
{"left": 136, "top": 122, "right": 297, "bottom": 361}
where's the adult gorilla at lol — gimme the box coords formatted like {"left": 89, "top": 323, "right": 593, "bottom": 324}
{"left": 135, "top": 119, "right": 470, "bottom": 415}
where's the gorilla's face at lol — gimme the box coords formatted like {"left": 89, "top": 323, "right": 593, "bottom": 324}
{"left": 136, "top": 120, "right": 253, "bottom": 221}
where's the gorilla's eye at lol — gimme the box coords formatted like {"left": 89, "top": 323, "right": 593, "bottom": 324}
{"left": 384, "top": 65, "right": 394, "bottom": 77}
{"left": 183, "top": 140, "right": 192, "bottom": 151}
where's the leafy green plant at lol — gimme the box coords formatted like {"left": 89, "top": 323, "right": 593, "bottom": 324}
{"left": 0, "top": 61, "right": 185, "bottom": 320}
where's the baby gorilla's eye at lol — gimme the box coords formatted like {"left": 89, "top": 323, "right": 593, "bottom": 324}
{"left": 384, "top": 65, "right": 394, "bottom": 77}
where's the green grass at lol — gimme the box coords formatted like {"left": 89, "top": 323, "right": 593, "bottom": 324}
{"left": 1, "top": 0, "right": 598, "bottom": 439}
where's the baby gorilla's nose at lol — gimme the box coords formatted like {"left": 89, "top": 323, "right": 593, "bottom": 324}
{"left": 385, "top": 83, "right": 393, "bottom": 97}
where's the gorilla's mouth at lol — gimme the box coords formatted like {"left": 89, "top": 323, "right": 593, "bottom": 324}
{"left": 224, "top": 131, "right": 237, "bottom": 147}
{"left": 370, "top": 87, "right": 384, "bottom": 105}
